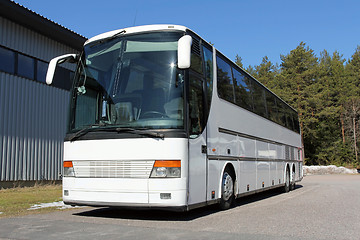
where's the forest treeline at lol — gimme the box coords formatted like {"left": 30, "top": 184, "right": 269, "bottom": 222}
{"left": 236, "top": 42, "right": 360, "bottom": 167}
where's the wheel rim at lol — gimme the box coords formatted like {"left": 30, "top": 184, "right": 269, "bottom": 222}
{"left": 222, "top": 172, "right": 234, "bottom": 201}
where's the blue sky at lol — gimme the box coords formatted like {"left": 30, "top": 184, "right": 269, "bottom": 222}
{"left": 15, "top": 0, "right": 360, "bottom": 68}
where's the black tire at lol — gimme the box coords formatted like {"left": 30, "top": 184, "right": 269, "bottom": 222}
{"left": 283, "top": 168, "right": 290, "bottom": 193}
{"left": 219, "top": 168, "right": 235, "bottom": 210}
{"left": 290, "top": 169, "right": 296, "bottom": 191}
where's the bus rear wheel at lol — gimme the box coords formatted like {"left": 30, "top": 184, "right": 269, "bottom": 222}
{"left": 283, "top": 168, "right": 290, "bottom": 193}
{"left": 290, "top": 169, "right": 296, "bottom": 191}
{"left": 219, "top": 168, "right": 235, "bottom": 210}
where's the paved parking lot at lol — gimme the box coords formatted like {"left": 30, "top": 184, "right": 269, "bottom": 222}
{"left": 0, "top": 175, "right": 359, "bottom": 240}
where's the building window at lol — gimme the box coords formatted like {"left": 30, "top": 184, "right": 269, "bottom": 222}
{"left": 37, "top": 60, "right": 48, "bottom": 83}
{"left": 0, "top": 45, "right": 73, "bottom": 91}
{"left": 0, "top": 46, "right": 15, "bottom": 74}
{"left": 18, "top": 54, "right": 35, "bottom": 79}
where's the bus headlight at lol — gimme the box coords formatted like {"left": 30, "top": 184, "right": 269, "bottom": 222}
{"left": 63, "top": 161, "right": 75, "bottom": 177}
{"left": 150, "top": 160, "right": 181, "bottom": 178}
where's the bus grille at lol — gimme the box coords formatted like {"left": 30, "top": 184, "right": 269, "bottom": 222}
{"left": 72, "top": 160, "right": 155, "bottom": 178}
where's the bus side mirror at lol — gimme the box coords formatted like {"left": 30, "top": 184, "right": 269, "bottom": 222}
{"left": 46, "top": 54, "right": 78, "bottom": 85}
{"left": 177, "top": 35, "right": 192, "bottom": 69}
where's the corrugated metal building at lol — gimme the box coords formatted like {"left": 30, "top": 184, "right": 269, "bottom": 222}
{"left": 0, "top": 0, "right": 87, "bottom": 186}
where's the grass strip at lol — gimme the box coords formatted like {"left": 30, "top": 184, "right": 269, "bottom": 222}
{"left": 0, "top": 184, "right": 62, "bottom": 218}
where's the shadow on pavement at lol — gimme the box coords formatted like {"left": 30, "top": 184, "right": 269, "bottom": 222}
{"left": 73, "top": 204, "right": 219, "bottom": 221}
{"left": 73, "top": 184, "right": 303, "bottom": 221}
{"left": 235, "top": 184, "right": 303, "bottom": 207}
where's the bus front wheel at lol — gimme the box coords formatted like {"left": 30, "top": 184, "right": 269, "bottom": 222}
{"left": 219, "top": 168, "right": 235, "bottom": 210}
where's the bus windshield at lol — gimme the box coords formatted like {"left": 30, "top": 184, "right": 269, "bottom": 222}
{"left": 68, "top": 32, "right": 185, "bottom": 134}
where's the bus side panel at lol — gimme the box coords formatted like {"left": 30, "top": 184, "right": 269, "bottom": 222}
{"left": 256, "top": 141, "right": 270, "bottom": 189}
{"left": 207, "top": 159, "right": 222, "bottom": 201}
{"left": 239, "top": 136, "right": 256, "bottom": 159}
{"left": 239, "top": 161, "right": 257, "bottom": 193}
{"left": 188, "top": 131, "right": 207, "bottom": 205}
{"left": 277, "top": 161, "right": 286, "bottom": 184}
{"left": 270, "top": 161, "right": 277, "bottom": 186}
{"left": 269, "top": 143, "right": 278, "bottom": 186}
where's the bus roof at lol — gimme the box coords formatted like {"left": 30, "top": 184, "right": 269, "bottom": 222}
{"left": 85, "top": 24, "right": 188, "bottom": 45}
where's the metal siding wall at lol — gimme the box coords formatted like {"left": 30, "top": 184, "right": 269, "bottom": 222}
{"left": 0, "top": 72, "right": 69, "bottom": 181}
{"left": 0, "top": 16, "right": 78, "bottom": 181}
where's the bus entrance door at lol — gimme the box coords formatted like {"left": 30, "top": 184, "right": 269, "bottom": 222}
{"left": 187, "top": 74, "right": 207, "bottom": 206}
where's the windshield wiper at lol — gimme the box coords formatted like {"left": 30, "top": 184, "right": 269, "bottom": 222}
{"left": 69, "top": 125, "right": 165, "bottom": 142}
{"left": 90, "top": 30, "right": 126, "bottom": 48}
{"left": 115, "top": 127, "right": 165, "bottom": 140}
{"left": 69, "top": 123, "right": 110, "bottom": 142}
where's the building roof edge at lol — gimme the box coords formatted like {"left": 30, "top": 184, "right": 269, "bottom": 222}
{"left": 0, "top": 0, "right": 87, "bottom": 50}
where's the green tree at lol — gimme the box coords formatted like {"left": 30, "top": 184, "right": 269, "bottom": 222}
{"left": 235, "top": 54, "right": 243, "bottom": 68}
{"left": 278, "top": 42, "right": 319, "bottom": 164}
{"left": 343, "top": 47, "right": 360, "bottom": 166}
{"left": 315, "top": 50, "right": 348, "bottom": 165}
{"left": 345, "top": 46, "right": 360, "bottom": 97}
{"left": 343, "top": 97, "right": 360, "bottom": 165}
{"left": 254, "top": 56, "right": 278, "bottom": 89}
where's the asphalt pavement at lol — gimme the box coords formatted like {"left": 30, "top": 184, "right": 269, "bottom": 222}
{"left": 0, "top": 174, "right": 359, "bottom": 240}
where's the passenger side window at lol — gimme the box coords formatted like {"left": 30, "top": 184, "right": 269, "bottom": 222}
{"left": 252, "top": 81, "right": 268, "bottom": 118}
{"left": 278, "top": 101, "right": 288, "bottom": 128}
{"left": 265, "top": 91, "right": 278, "bottom": 123}
{"left": 189, "top": 75, "right": 204, "bottom": 138}
{"left": 217, "top": 55, "right": 234, "bottom": 103}
{"left": 202, "top": 46, "right": 213, "bottom": 110}
{"left": 232, "top": 68, "right": 253, "bottom": 111}
{"left": 292, "top": 111, "right": 300, "bottom": 133}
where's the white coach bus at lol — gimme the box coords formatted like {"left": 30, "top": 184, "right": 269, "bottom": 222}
{"left": 46, "top": 25, "right": 303, "bottom": 211}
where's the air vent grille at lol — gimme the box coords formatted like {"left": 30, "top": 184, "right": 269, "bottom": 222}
{"left": 73, "top": 160, "right": 155, "bottom": 178}
{"left": 192, "top": 38, "right": 201, "bottom": 56}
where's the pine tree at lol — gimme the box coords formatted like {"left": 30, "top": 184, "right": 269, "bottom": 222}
{"left": 315, "top": 50, "right": 347, "bottom": 165}
{"left": 235, "top": 54, "right": 243, "bottom": 69}
{"left": 254, "top": 56, "right": 278, "bottom": 88}
{"left": 278, "top": 42, "right": 318, "bottom": 164}
{"left": 343, "top": 46, "right": 360, "bottom": 166}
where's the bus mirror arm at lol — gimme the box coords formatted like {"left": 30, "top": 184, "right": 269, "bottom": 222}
{"left": 46, "top": 53, "right": 78, "bottom": 85}
{"left": 177, "top": 35, "right": 192, "bottom": 69}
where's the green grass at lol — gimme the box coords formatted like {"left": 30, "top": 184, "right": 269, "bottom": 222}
{"left": 0, "top": 184, "right": 62, "bottom": 218}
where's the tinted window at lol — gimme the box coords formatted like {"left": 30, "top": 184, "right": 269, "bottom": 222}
{"left": 36, "top": 61, "right": 48, "bottom": 83}
{"left": 217, "top": 55, "right": 234, "bottom": 102}
{"left": 214, "top": 51, "right": 300, "bottom": 133}
{"left": 0, "top": 46, "right": 15, "bottom": 73}
{"left": 252, "top": 81, "right": 267, "bottom": 118}
{"left": 286, "top": 109, "right": 294, "bottom": 130}
{"left": 203, "top": 45, "right": 213, "bottom": 111}
{"left": 265, "top": 91, "right": 278, "bottom": 123}
{"left": 277, "top": 101, "right": 287, "bottom": 128}
{"left": 189, "top": 75, "right": 204, "bottom": 138}
{"left": 233, "top": 68, "right": 253, "bottom": 111}
{"left": 292, "top": 111, "right": 300, "bottom": 133}
{"left": 18, "top": 54, "right": 35, "bottom": 79}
